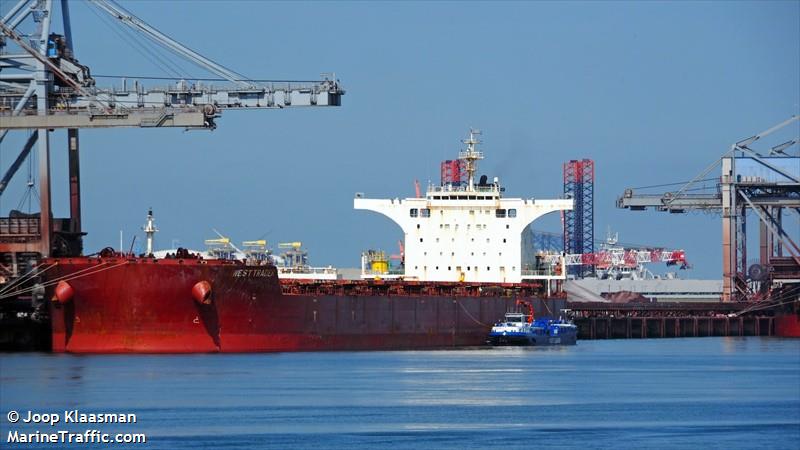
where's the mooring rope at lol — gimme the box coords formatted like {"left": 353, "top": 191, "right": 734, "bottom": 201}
{"left": 0, "top": 260, "right": 128, "bottom": 300}
{"left": 0, "top": 262, "right": 56, "bottom": 296}
{"left": 540, "top": 298, "right": 553, "bottom": 316}
{"left": 457, "top": 299, "right": 491, "bottom": 327}
{"left": 734, "top": 298, "right": 799, "bottom": 316}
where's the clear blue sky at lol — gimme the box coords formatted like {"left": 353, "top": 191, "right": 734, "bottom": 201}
{"left": 2, "top": 1, "right": 799, "bottom": 278}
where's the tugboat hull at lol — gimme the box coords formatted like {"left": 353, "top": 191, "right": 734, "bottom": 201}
{"left": 487, "top": 333, "right": 577, "bottom": 346}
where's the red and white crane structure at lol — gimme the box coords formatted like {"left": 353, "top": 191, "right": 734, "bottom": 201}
{"left": 542, "top": 232, "right": 689, "bottom": 278}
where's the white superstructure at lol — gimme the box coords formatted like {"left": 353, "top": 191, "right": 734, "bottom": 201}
{"left": 354, "top": 130, "right": 572, "bottom": 283}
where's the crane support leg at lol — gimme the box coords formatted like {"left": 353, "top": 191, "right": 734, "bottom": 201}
{"left": 760, "top": 219, "right": 771, "bottom": 268}
{"left": 68, "top": 128, "right": 81, "bottom": 236}
{"left": 721, "top": 158, "right": 736, "bottom": 302}
{"left": 739, "top": 204, "right": 747, "bottom": 283}
{"left": 38, "top": 129, "right": 52, "bottom": 257}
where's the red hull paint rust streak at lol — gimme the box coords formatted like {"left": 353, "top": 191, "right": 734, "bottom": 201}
{"left": 46, "top": 257, "right": 558, "bottom": 353}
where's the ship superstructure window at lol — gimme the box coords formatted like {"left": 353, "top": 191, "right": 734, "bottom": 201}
{"left": 495, "top": 209, "right": 506, "bottom": 218}
{"left": 508, "top": 209, "right": 517, "bottom": 218}
{"left": 410, "top": 208, "right": 418, "bottom": 217}
{"left": 420, "top": 208, "right": 431, "bottom": 217}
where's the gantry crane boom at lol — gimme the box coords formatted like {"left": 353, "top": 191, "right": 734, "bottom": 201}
{"left": 0, "top": 0, "right": 344, "bottom": 261}
{"left": 616, "top": 117, "right": 800, "bottom": 301}
{"left": 0, "top": 0, "right": 344, "bottom": 131}
{"left": 88, "top": 0, "right": 252, "bottom": 89}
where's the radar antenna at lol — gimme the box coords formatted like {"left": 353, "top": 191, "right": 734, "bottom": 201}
{"left": 459, "top": 129, "right": 484, "bottom": 191}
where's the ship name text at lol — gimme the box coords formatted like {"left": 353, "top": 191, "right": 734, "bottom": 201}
{"left": 233, "top": 269, "right": 275, "bottom": 278}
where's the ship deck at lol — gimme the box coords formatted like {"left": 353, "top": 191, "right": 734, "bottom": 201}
{"left": 278, "top": 278, "right": 549, "bottom": 297}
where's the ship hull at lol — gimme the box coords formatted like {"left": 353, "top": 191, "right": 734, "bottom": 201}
{"left": 486, "top": 329, "right": 578, "bottom": 346}
{"left": 775, "top": 313, "right": 800, "bottom": 338}
{"left": 487, "top": 334, "right": 577, "bottom": 346}
{"left": 47, "top": 257, "right": 561, "bottom": 353}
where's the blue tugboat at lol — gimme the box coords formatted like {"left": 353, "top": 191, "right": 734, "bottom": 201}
{"left": 487, "top": 300, "right": 578, "bottom": 346}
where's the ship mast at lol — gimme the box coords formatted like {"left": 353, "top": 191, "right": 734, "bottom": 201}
{"left": 459, "top": 129, "right": 484, "bottom": 191}
{"left": 142, "top": 209, "right": 158, "bottom": 255}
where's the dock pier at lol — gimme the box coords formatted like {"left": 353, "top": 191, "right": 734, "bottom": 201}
{"left": 574, "top": 316, "right": 774, "bottom": 339}
{"left": 567, "top": 301, "right": 778, "bottom": 339}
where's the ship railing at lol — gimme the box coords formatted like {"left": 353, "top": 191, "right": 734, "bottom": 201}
{"left": 278, "top": 266, "right": 337, "bottom": 275}
{"left": 427, "top": 185, "right": 499, "bottom": 194}
{"left": 521, "top": 268, "right": 565, "bottom": 280}
{"left": 457, "top": 150, "right": 484, "bottom": 160}
{"left": 521, "top": 268, "right": 558, "bottom": 276}
{"left": 361, "top": 268, "right": 405, "bottom": 277}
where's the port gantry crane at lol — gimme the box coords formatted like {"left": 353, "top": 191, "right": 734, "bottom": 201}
{"left": 0, "top": 0, "right": 344, "bottom": 262}
{"left": 617, "top": 116, "right": 799, "bottom": 303}
{"left": 0, "top": 0, "right": 344, "bottom": 347}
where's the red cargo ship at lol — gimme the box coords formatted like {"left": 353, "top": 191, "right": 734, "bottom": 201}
{"left": 47, "top": 252, "right": 561, "bottom": 353}
{"left": 45, "top": 131, "right": 571, "bottom": 353}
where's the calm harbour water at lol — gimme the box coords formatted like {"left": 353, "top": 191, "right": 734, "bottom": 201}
{"left": 1, "top": 337, "right": 799, "bottom": 449}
